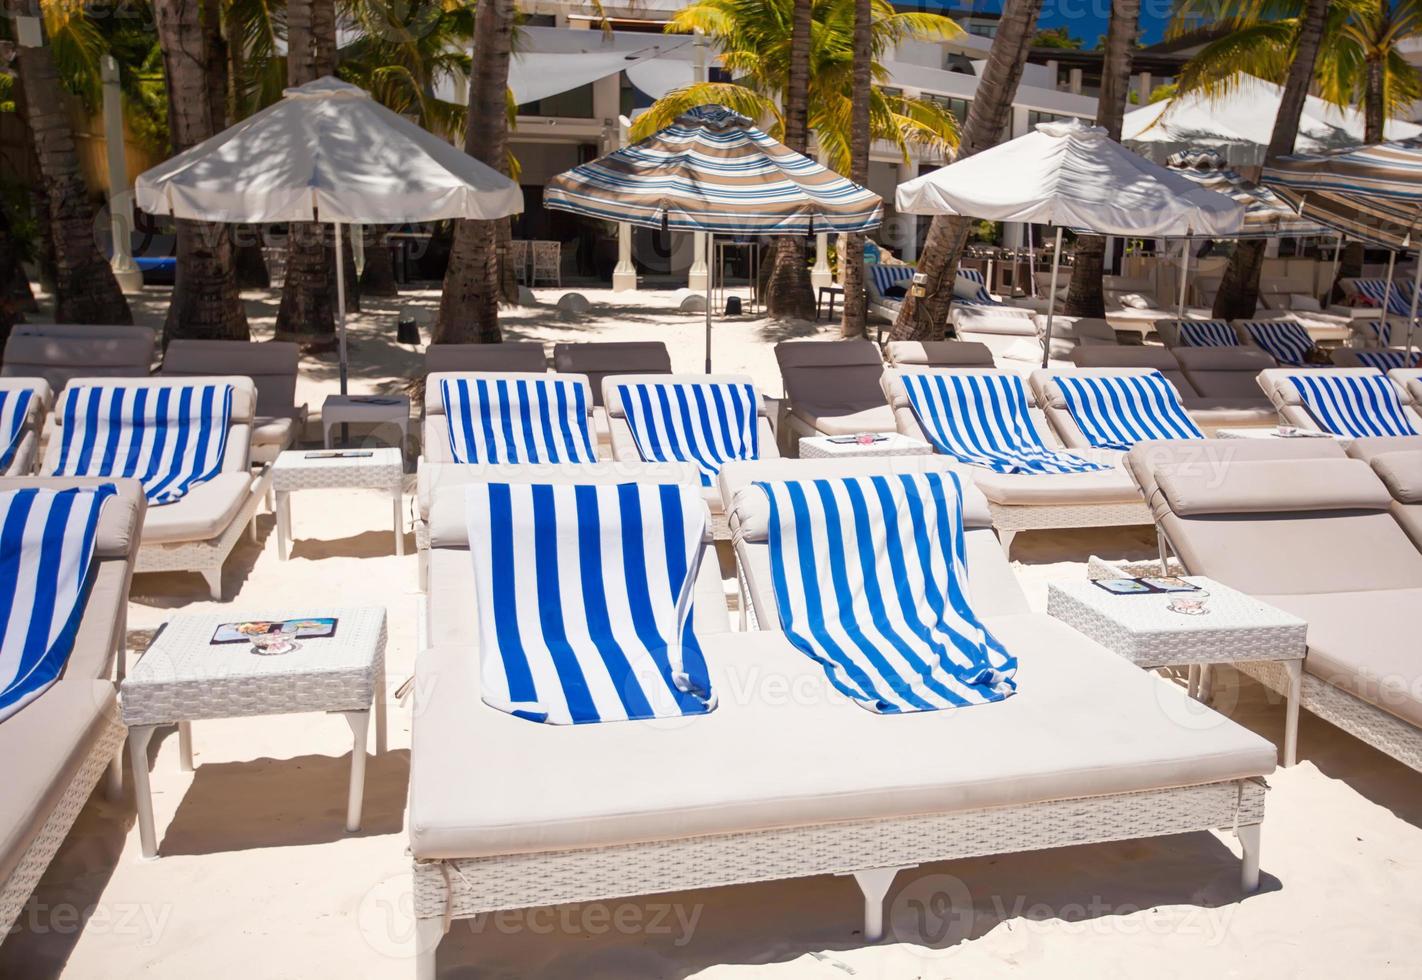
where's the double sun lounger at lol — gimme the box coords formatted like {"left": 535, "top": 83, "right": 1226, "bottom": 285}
{"left": 408, "top": 455, "right": 1275, "bottom": 978}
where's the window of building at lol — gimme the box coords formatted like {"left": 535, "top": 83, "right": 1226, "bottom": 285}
{"left": 519, "top": 83, "right": 596, "bottom": 119}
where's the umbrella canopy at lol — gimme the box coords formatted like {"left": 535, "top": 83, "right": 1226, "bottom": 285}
{"left": 1262, "top": 139, "right": 1422, "bottom": 249}
{"left": 544, "top": 105, "right": 883, "bottom": 235}
{"left": 1165, "top": 149, "right": 1329, "bottom": 239}
{"left": 896, "top": 119, "right": 1242, "bottom": 238}
{"left": 136, "top": 77, "right": 523, "bottom": 224}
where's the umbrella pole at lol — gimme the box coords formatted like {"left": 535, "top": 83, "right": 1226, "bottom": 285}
{"left": 704, "top": 231, "right": 713, "bottom": 373}
{"left": 1325, "top": 233, "right": 1344, "bottom": 303}
{"left": 335, "top": 220, "right": 349, "bottom": 396}
{"left": 1042, "top": 226, "right": 1063, "bottom": 369}
{"left": 1383, "top": 250, "right": 1398, "bottom": 322}
{"left": 1407, "top": 252, "right": 1421, "bottom": 357}
{"left": 1177, "top": 237, "right": 1190, "bottom": 319}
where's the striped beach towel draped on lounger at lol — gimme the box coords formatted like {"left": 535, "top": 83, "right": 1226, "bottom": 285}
{"left": 756, "top": 471, "right": 1016, "bottom": 713}
{"left": 901, "top": 372, "right": 1109, "bottom": 475}
{"left": 0, "top": 388, "right": 34, "bottom": 471}
{"left": 1352, "top": 278, "right": 1416, "bottom": 316}
{"left": 54, "top": 384, "right": 231, "bottom": 505}
{"left": 440, "top": 376, "right": 597, "bottom": 464}
{"left": 868, "top": 265, "right": 915, "bottom": 297}
{"left": 1174, "top": 320, "right": 1238, "bottom": 348}
{"left": 1053, "top": 372, "right": 1205, "bottom": 449}
{"left": 465, "top": 481, "right": 714, "bottom": 725}
{"left": 1353, "top": 350, "right": 1421, "bottom": 370}
{"left": 1243, "top": 320, "right": 1316, "bottom": 366}
{"left": 614, "top": 380, "right": 759, "bottom": 486}
{"left": 0, "top": 484, "right": 114, "bottom": 723}
{"left": 1289, "top": 372, "right": 1419, "bottom": 436}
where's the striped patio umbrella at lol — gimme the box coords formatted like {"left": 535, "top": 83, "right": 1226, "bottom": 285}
{"left": 1166, "top": 149, "right": 1329, "bottom": 239}
{"left": 546, "top": 105, "right": 881, "bottom": 372}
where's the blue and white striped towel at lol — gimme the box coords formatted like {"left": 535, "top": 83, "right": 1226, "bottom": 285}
{"left": 756, "top": 471, "right": 1016, "bottom": 713}
{"left": 465, "top": 481, "right": 715, "bottom": 725}
{"left": 0, "top": 388, "right": 35, "bottom": 472}
{"left": 1358, "top": 321, "right": 1392, "bottom": 347}
{"left": 1353, "top": 350, "right": 1421, "bottom": 370}
{"left": 1053, "top": 372, "right": 1205, "bottom": 449}
{"left": 867, "top": 265, "right": 915, "bottom": 298}
{"left": 1352, "top": 278, "right": 1417, "bottom": 317}
{"left": 902, "top": 372, "right": 1109, "bottom": 474}
{"left": 614, "top": 380, "right": 760, "bottom": 486}
{"left": 1242, "top": 320, "right": 1316, "bottom": 366}
{"left": 53, "top": 384, "right": 232, "bottom": 505}
{"left": 1172, "top": 320, "right": 1238, "bottom": 348}
{"left": 0, "top": 485, "right": 114, "bottom": 722}
{"left": 440, "top": 376, "right": 597, "bottom": 464}
{"left": 1290, "top": 372, "right": 1419, "bottom": 436}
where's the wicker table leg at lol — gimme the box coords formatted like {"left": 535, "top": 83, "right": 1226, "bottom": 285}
{"left": 375, "top": 665, "right": 388, "bottom": 756}
{"left": 392, "top": 490, "right": 404, "bottom": 557}
{"left": 1283, "top": 660, "right": 1303, "bottom": 767}
{"left": 344, "top": 708, "right": 371, "bottom": 832}
{"left": 178, "top": 721, "right": 194, "bottom": 772}
{"left": 128, "top": 725, "right": 160, "bottom": 859}
{"left": 276, "top": 490, "right": 293, "bottom": 561}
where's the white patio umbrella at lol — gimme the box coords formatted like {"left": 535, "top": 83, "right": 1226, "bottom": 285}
{"left": 897, "top": 119, "right": 1243, "bottom": 366}
{"left": 136, "top": 77, "right": 523, "bottom": 392}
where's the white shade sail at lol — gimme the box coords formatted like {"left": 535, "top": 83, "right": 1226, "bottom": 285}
{"left": 136, "top": 77, "right": 523, "bottom": 224}
{"left": 896, "top": 119, "right": 1243, "bottom": 238}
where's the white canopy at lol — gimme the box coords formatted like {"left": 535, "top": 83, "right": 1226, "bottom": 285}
{"left": 136, "top": 77, "right": 523, "bottom": 224}
{"left": 896, "top": 119, "right": 1243, "bottom": 238}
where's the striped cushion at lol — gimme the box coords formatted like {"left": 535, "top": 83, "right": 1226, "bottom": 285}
{"left": 1290, "top": 372, "right": 1420, "bottom": 436}
{"left": 755, "top": 471, "right": 1016, "bottom": 713}
{"left": 1053, "top": 372, "right": 1205, "bottom": 449}
{"left": 954, "top": 268, "right": 999, "bottom": 306}
{"left": 901, "top": 372, "right": 1109, "bottom": 474}
{"left": 0, "top": 388, "right": 34, "bottom": 471}
{"left": 1357, "top": 320, "right": 1393, "bottom": 347}
{"left": 1242, "top": 320, "right": 1316, "bottom": 366}
{"left": 1171, "top": 320, "right": 1238, "bottom": 348}
{"left": 53, "top": 384, "right": 232, "bottom": 505}
{"left": 440, "top": 376, "right": 597, "bottom": 465}
{"left": 1351, "top": 278, "right": 1417, "bottom": 317}
{"left": 464, "top": 481, "right": 714, "bottom": 725}
{"left": 1354, "top": 350, "right": 1422, "bottom": 370}
{"left": 614, "top": 380, "right": 760, "bottom": 487}
{"left": 0, "top": 485, "right": 114, "bottom": 722}
{"left": 867, "top": 264, "right": 915, "bottom": 297}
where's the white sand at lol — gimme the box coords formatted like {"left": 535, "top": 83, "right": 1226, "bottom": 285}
{"left": 3, "top": 285, "right": 1420, "bottom": 978}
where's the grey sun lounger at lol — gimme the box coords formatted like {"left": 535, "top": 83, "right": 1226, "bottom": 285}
{"left": 775, "top": 340, "right": 896, "bottom": 447}
{"left": 423, "top": 342, "right": 547, "bottom": 375}
{"left": 1067, "top": 348, "right": 1278, "bottom": 431}
{"left": 1345, "top": 435, "right": 1422, "bottom": 552}
{"left": 2, "top": 325, "right": 156, "bottom": 391}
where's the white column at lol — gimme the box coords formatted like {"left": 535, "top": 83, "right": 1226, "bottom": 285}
{"left": 811, "top": 233, "right": 832, "bottom": 289}
{"left": 687, "top": 30, "right": 710, "bottom": 292}
{"left": 101, "top": 56, "right": 141, "bottom": 293}
{"left": 613, "top": 116, "right": 637, "bottom": 292}
{"left": 1137, "top": 71, "right": 1153, "bottom": 106}
{"left": 898, "top": 157, "right": 920, "bottom": 262}
{"left": 1068, "top": 68, "right": 1083, "bottom": 95}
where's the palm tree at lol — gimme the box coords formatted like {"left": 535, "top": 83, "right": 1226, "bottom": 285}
{"left": 840, "top": 0, "right": 871, "bottom": 338}
{"left": 762, "top": 0, "right": 815, "bottom": 321}
{"left": 890, "top": 0, "right": 1045, "bottom": 342}
{"left": 5, "top": 0, "right": 131, "bottom": 324}
{"left": 275, "top": 0, "right": 337, "bottom": 342}
{"left": 435, "top": 0, "right": 514, "bottom": 344}
{"left": 153, "top": 0, "right": 249, "bottom": 342}
{"left": 1063, "top": 0, "right": 1140, "bottom": 319}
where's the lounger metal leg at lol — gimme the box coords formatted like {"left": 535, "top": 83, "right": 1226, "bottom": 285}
{"left": 375, "top": 666, "right": 388, "bottom": 756}
{"left": 997, "top": 529, "right": 1017, "bottom": 560}
{"left": 178, "top": 721, "right": 194, "bottom": 772}
{"left": 1238, "top": 823, "right": 1262, "bottom": 893}
{"left": 344, "top": 709, "right": 371, "bottom": 832}
{"left": 1283, "top": 660, "right": 1303, "bottom": 767}
{"left": 393, "top": 493, "right": 405, "bottom": 557}
{"left": 1198, "top": 664, "right": 1214, "bottom": 704}
{"left": 128, "top": 725, "right": 160, "bottom": 859}
{"left": 200, "top": 568, "right": 223, "bottom": 601}
{"left": 839, "top": 865, "right": 913, "bottom": 942}
{"left": 276, "top": 490, "right": 292, "bottom": 561}
{"left": 414, "top": 915, "right": 446, "bottom": 980}
{"left": 1187, "top": 664, "right": 1201, "bottom": 699}
{"left": 1157, "top": 530, "right": 1171, "bottom": 574}
{"left": 418, "top": 548, "right": 429, "bottom": 593}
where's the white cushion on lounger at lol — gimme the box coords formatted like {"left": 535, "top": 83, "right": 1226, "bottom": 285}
{"left": 971, "top": 457, "right": 1143, "bottom": 506}
{"left": 408, "top": 621, "right": 1274, "bottom": 860}
{"left": 138, "top": 471, "right": 254, "bottom": 544}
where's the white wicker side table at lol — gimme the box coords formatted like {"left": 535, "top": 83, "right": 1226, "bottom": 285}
{"left": 271, "top": 448, "right": 406, "bottom": 560}
{"left": 1048, "top": 577, "right": 1307, "bottom": 766}
{"left": 798, "top": 433, "right": 934, "bottom": 459}
{"left": 322, "top": 394, "right": 412, "bottom": 451}
{"left": 121, "top": 607, "right": 388, "bottom": 858}
{"left": 1213, "top": 427, "right": 1341, "bottom": 441}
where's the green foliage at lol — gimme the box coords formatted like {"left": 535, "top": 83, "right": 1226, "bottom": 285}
{"left": 1032, "top": 27, "right": 1082, "bottom": 49}
{"left": 340, "top": 0, "right": 473, "bottom": 140}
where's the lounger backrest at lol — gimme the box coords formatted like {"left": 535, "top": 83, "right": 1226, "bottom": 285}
{"left": 1331, "top": 348, "right": 1422, "bottom": 370}
{"left": 10, "top": 323, "right": 155, "bottom": 343}
{"left": 1068, "top": 345, "right": 1194, "bottom": 396}
{"left": 1155, "top": 319, "right": 1240, "bottom": 349}
{"left": 1257, "top": 367, "right": 1422, "bottom": 434}
{"left": 161, "top": 340, "right": 300, "bottom": 420}
{"left": 1236, "top": 319, "right": 1315, "bottom": 366}
{"left": 865, "top": 264, "right": 915, "bottom": 301}
{"left": 603, "top": 373, "right": 780, "bottom": 475}
{"left": 1172, "top": 346, "right": 1276, "bottom": 400}
{"left": 0, "top": 475, "right": 145, "bottom": 561}
{"left": 423, "top": 342, "right": 547, "bottom": 375}
{"left": 1391, "top": 368, "right": 1422, "bottom": 405}
{"left": 776, "top": 340, "right": 888, "bottom": 417}
{"left": 884, "top": 341, "right": 995, "bottom": 368}
{"left": 1362, "top": 445, "right": 1422, "bottom": 549}
{"left": 553, "top": 341, "right": 672, "bottom": 406}
{"left": 1032, "top": 315, "right": 1118, "bottom": 347}
{"left": 881, "top": 367, "right": 1063, "bottom": 450}
{"left": 41, "top": 376, "right": 256, "bottom": 476}
{"left": 948, "top": 306, "right": 1036, "bottom": 337}
{"left": 1126, "top": 440, "right": 1422, "bottom": 595}
{"left": 422, "top": 371, "right": 594, "bottom": 465}
{"left": 0, "top": 378, "right": 52, "bottom": 475}
{"left": 1029, "top": 366, "right": 1197, "bottom": 449}
{"left": 2, "top": 334, "right": 155, "bottom": 391}
{"left": 719, "top": 456, "right": 1030, "bottom": 626}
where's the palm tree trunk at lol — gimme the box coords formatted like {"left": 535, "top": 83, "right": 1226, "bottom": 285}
{"left": 839, "top": 0, "right": 872, "bottom": 339}
{"left": 764, "top": 0, "right": 815, "bottom": 321}
{"left": 1213, "top": 0, "right": 1330, "bottom": 320}
{"left": 0, "top": 202, "right": 26, "bottom": 338}
{"left": 889, "top": 0, "right": 1045, "bottom": 342}
{"left": 155, "top": 0, "right": 249, "bottom": 343}
{"left": 1064, "top": 0, "right": 1139, "bottom": 319}
{"left": 8, "top": 1, "right": 132, "bottom": 325}
{"left": 436, "top": 0, "right": 514, "bottom": 343}
{"left": 275, "top": 0, "right": 336, "bottom": 341}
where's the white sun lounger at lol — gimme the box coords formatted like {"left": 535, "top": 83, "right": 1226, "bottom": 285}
{"left": 1257, "top": 367, "right": 1422, "bottom": 437}
{"left": 775, "top": 340, "right": 896, "bottom": 448}
{"left": 0, "top": 378, "right": 52, "bottom": 476}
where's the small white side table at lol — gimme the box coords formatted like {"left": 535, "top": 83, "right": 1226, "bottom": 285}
{"left": 322, "top": 394, "right": 411, "bottom": 451}
{"left": 1214, "top": 427, "right": 1341, "bottom": 441}
{"left": 798, "top": 433, "right": 934, "bottom": 459}
{"left": 120, "top": 607, "right": 388, "bottom": 858}
{"left": 1048, "top": 576, "right": 1307, "bottom": 765}
{"left": 271, "top": 448, "right": 406, "bottom": 559}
